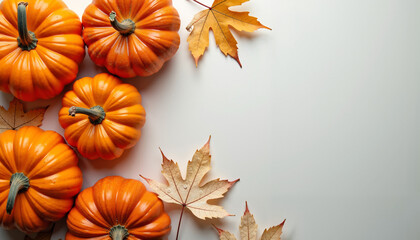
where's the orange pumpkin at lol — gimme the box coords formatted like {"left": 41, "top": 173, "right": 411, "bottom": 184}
{"left": 0, "top": 0, "right": 85, "bottom": 101}
{"left": 0, "top": 126, "right": 83, "bottom": 233}
{"left": 66, "top": 176, "right": 171, "bottom": 240}
{"left": 58, "top": 73, "right": 146, "bottom": 160}
{"left": 82, "top": 0, "right": 180, "bottom": 78}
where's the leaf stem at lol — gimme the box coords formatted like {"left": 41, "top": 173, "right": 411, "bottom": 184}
{"left": 191, "top": 0, "right": 211, "bottom": 9}
{"left": 175, "top": 204, "right": 186, "bottom": 240}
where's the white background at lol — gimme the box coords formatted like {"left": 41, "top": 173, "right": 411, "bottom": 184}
{"left": 1, "top": 0, "right": 420, "bottom": 239}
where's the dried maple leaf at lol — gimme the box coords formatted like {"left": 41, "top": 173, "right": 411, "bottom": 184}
{"left": 186, "top": 0, "right": 270, "bottom": 67}
{"left": 214, "top": 202, "right": 285, "bottom": 240}
{"left": 141, "top": 137, "right": 239, "bottom": 239}
{"left": 0, "top": 98, "right": 47, "bottom": 134}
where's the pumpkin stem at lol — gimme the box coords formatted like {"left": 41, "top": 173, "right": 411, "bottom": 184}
{"left": 69, "top": 106, "right": 106, "bottom": 125}
{"left": 6, "top": 173, "right": 29, "bottom": 214}
{"left": 109, "top": 11, "right": 135, "bottom": 35}
{"left": 17, "top": 2, "right": 37, "bottom": 50}
{"left": 109, "top": 225, "right": 129, "bottom": 240}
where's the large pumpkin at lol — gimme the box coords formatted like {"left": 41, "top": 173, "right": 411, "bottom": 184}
{"left": 58, "top": 73, "right": 146, "bottom": 160}
{"left": 66, "top": 176, "right": 171, "bottom": 240}
{"left": 0, "top": 0, "right": 85, "bottom": 101}
{"left": 0, "top": 126, "right": 83, "bottom": 233}
{"left": 82, "top": 0, "right": 180, "bottom": 78}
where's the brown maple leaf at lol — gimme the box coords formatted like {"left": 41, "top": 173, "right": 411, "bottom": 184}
{"left": 186, "top": 0, "right": 271, "bottom": 67}
{"left": 214, "top": 202, "right": 285, "bottom": 240}
{"left": 141, "top": 137, "right": 239, "bottom": 239}
{"left": 0, "top": 98, "right": 47, "bottom": 134}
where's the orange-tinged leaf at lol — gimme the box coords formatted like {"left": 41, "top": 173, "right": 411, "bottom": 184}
{"left": 0, "top": 98, "right": 47, "bottom": 134}
{"left": 214, "top": 225, "right": 237, "bottom": 240}
{"left": 240, "top": 202, "right": 258, "bottom": 240}
{"left": 141, "top": 137, "right": 239, "bottom": 220}
{"left": 187, "top": 0, "right": 270, "bottom": 66}
{"left": 261, "top": 220, "right": 285, "bottom": 240}
{"left": 215, "top": 202, "right": 285, "bottom": 240}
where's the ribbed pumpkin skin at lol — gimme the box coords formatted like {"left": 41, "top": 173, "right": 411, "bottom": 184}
{"left": 58, "top": 73, "right": 146, "bottom": 160}
{"left": 82, "top": 0, "right": 180, "bottom": 78}
{"left": 0, "top": 0, "right": 85, "bottom": 101}
{"left": 0, "top": 126, "right": 83, "bottom": 233}
{"left": 66, "top": 176, "right": 171, "bottom": 240}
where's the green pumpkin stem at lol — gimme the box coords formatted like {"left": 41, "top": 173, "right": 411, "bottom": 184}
{"left": 109, "top": 11, "right": 135, "bottom": 35}
{"left": 109, "top": 225, "right": 129, "bottom": 240}
{"left": 6, "top": 173, "right": 29, "bottom": 214}
{"left": 69, "top": 106, "right": 106, "bottom": 125}
{"left": 17, "top": 2, "right": 37, "bottom": 50}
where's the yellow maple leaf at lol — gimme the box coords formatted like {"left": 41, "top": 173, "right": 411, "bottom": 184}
{"left": 0, "top": 98, "right": 47, "bottom": 134}
{"left": 214, "top": 202, "right": 285, "bottom": 240}
{"left": 141, "top": 137, "right": 239, "bottom": 239}
{"left": 187, "top": 0, "right": 271, "bottom": 67}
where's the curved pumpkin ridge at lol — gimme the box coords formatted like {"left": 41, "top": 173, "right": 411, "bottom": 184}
{"left": 37, "top": 35, "right": 84, "bottom": 61}
{"left": 105, "top": 35, "right": 134, "bottom": 78}
{"left": 93, "top": 126, "right": 122, "bottom": 160}
{"left": 115, "top": 178, "right": 147, "bottom": 223}
{"left": 124, "top": 191, "right": 160, "bottom": 228}
{"left": 102, "top": 84, "right": 141, "bottom": 111}
{"left": 0, "top": 12, "right": 17, "bottom": 37}
{"left": 92, "top": 0, "right": 123, "bottom": 19}
{"left": 24, "top": 189, "right": 74, "bottom": 221}
{"left": 0, "top": 191, "right": 13, "bottom": 227}
{"left": 30, "top": 51, "right": 62, "bottom": 100}
{"left": 136, "top": 6, "right": 180, "bottom": 31}
{"left": 87, "top": 32, "right": 119, "bottom": 67}
{"left": 62, "top": 89, "right": 90, "bottom": 109}
{"left": 33, "top": 55, "right": 61, "bottom": 99}
{"left": 83, "top": 26, "right": 115, "bottom": 44}
{"left": 25, "top": 0, "right": 68, "bottom": 30}
{"left": 62, "top": 119, "right": 90, "bottom": 146}
{"left": 128, "top": 35, "right": 160, "bottom": 77}
{"left": 131, "top": 0, "right": 172, "bottom": 23}
{"left": 129, "top": 214, "right": 171, "bottom": 239}
{"left": 8, "top": 51, "right": 34, "bottom": 100}
{"left": 30, "top": 166, "right": 82, "bottom": 199}
{"left": 82, "top": 4, "right": 112, "bottom": 28}
{"left": 0, "top": 180, "right": 9, "bottom": 192}
{"left": 76, "top": 124, "right": 99, "bottom": 159}
{"left": 67, "top": 208, "right": 109, "bottom": 238}
{"left": 14, "top": 193, "right": 49, "bottom": 232}
{"left": 34, "top": 9, "right": 81, "bottom": 37}
{"left": 91, "top": 73, "right": 122, "bottom": 106}
{"left": 73, "top": 188, "right": 110, "bottom": 229}
{"left": 105, "top": 104, "right": 146, "bottom": 125}
{"left": 35, "top": 44, "right": 79, "bottom": 89}
{"left": 135, "top": 29, "right": 179, "bottom": 60}
{"left": 0, "top": 131, "right": 16, "bottom": 175}
{"left": 91, "top": 177, "right": 120, "bottom": 224}
{"left": 26, "top": 143, "right": 73, "bottom": 179}
{"left": 101, "top": 120, "right": 141, "bottom": 149}
{"left": 12, "top": 127, "right": 41, "bottom": 171}
{"left": 72, "top": 78, "right": 96, "bottom": 107}
{"left": 17, "top": 129, "right": 64, "bottom": 176}
{"left": 0, "top": 48, "right": 19, "bottom": 93}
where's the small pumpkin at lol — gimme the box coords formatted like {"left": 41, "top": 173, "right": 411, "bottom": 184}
{"left": 66, "top": 176, "right": 171, "bottom": 240}
{"left": 58, "top": 73, "right": 146, "bottom": 160}
{"left": 0, "top": 0, "right": 85, "bottom": 101}
{"left": 82, "top": 0, "right": 180, "bottom": 78}
{"left": 0, "top": 126, "right": 83, "bottom": 233}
